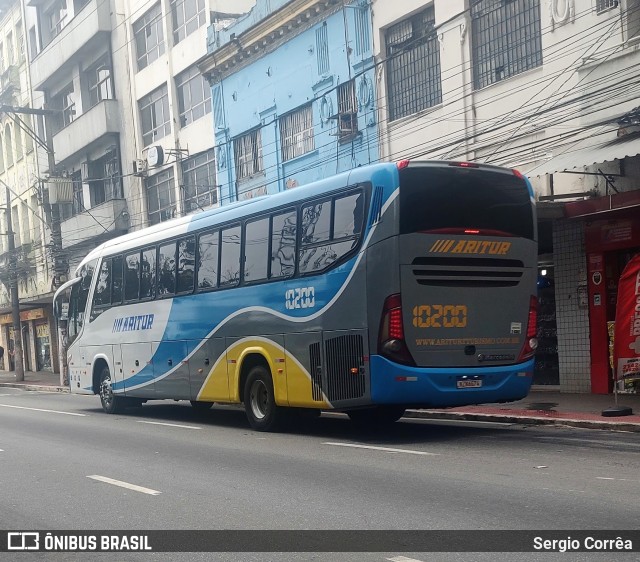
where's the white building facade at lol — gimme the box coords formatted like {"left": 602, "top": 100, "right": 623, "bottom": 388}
{"left": 372, "top": 0, "right": 640, "bottom": 393}
{"left": 0, "top": 0, "right": 56, "bottom": 373}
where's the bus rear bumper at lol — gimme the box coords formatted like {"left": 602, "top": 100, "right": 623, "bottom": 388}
{"left": 369, "top": 356, "right": 535, "bottom": 408}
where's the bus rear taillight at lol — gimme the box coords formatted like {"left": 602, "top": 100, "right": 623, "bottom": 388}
{"left": 397, "top": 159, "right": 411, "bottom": 170}
{"left": 378, "top": 294, "right": 415, "bottom": 366}
{"left": 518, "top": 295, "right": 538, "bottom": 362}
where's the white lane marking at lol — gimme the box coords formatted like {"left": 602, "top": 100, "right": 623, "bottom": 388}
{"left": 137, "top": 420, "right": 201, "bottom": 430}
{"left": 597, "top": 477, "right": 640, "bottom": 482}
{"left": 323, "top": 442, "right": 439, "bottom": 456}
{"left": 387, "top": 557, "right": 425, "bottom": 562}
{"left": 0, "top": 403, "right": 86, "bottom": 416}
{"left": 87, "top": 475, "right": 161, "bottom": 496}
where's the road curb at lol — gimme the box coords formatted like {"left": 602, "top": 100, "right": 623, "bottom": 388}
{"left": 404, "top": 410, "right": 640, "bottom": 432}
{"left": 0, "top": 382, "right": 70, "bottom": 393}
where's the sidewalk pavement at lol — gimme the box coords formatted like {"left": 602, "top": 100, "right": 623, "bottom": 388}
{"left": 2, "top": 370, "right": 640, "bottom": 432}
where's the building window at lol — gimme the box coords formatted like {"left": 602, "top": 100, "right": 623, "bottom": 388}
{"left": 233, "top": 129, "right": 264, "bottom": 181}
{"left": 280, "top": 104, "right": 315, "bottom": 161}
{"left": 471, "top": 0, "right": 542, "bottom": 90}
{"left": 87, "top": 54, "right": 114, "bottom": 108}
{"left": 171, "top": 0, "right": 206, "bottom": 44}
{"left": 626, "top": 0, "right": 640, "bottom": 39}
{"left": 16, "top": 22, "right": 24, "bottom": 63}
{"left": 4, "top": 124, "right": 12, "bottom": 167}
{"left": 354, "top": 4, "right": 370, "bottom": 56}
{"left": 47, "top": 0, "right": 68, "bottom": 42}
{"left": 6, "top": 31, "right": 13, "bottom": 66}
{"left": 50, "top": 82, "right": 77, "bottom": 135}
{"left": 386, "top": 8, "right": 442, "bottom": 121}
{"left": 87, "top": 148, "right": 122, "bottom": 206}
{"left": 138, "top": 84, "right": 170, "bottom": 146}
{"left": 146, "top": 167, "right": 176, "bottom": 225}
{"left": 182, "top": 149, "right": 217, "bottom": 213}
{"left": 133, "top": 3, "right": 165, "bottom": 71}
{"left": 175, "top": 65, "right": 211, "bottom": 127}
{"left": 337, "top": 80, "right": 358, "bottom": 140}
{"left": 316, "top": 23, "right": 329, "bottom": 75}
{"left": 60, "top": 170, "right": 83, "bottom": 221}
{"left": 597, "top": 0, "right": 618, "bottom": 12}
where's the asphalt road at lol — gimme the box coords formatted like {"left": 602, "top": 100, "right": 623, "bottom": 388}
{"left": 1, "top": 388, "right": 639, "bottom": 562}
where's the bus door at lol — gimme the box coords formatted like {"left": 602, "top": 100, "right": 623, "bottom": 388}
{"left": 188, "top": 337, "right": 230, "bottom": 402}
{"left": 153, "top": 340, "right": 190, "bottom": 400}
{"left": 121, "top": 342, "right": 154, "bottom": 398}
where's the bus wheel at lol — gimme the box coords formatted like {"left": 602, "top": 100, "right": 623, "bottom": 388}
{"left": 243, "top": 365, "right": 283, "bottom": 432}
{"left": 347, "top": 406, "right": 406, "bottom": 426}
{"left": 98, "top": 366, "right": 124, "bottom": 414}
{"left": 190, "top": 400, "right": 214, "bottom": 411}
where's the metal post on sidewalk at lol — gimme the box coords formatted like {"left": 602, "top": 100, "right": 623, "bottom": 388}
{"left": 5, "top": 184, "right": 24, "bottom": 382}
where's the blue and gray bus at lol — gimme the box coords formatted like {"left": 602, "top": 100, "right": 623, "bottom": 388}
{"left": 53, "top": 160, "right": 538, "bottom": 431}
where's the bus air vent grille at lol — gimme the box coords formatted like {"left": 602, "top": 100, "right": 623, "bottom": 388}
{"left": 309, "top": 342, "right": 324, "bottom": 402}
{"left": 412, "top": 257, "right": 524, "bottom": 288}
{"left": 325, "top": 334, "right": 365, "bottom": 401}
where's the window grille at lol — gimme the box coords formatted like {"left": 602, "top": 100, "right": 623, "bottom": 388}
{"left": 337, "top": 80, "right": 358, "bottom": 140}
{"left": 385, "top": 7, "right": 442, "bottom": 121}
{"left": 596, "top": 0, "right": 618, "bottom": 13}
{"left": 280, "top": 104, "right": 315, "bottom": 161}
{"left": 233, "top": 129, "right": 263, "bottom": 181}
{"left": 354, "top": 6, "right": 370, "bottom": 56}
{"left": 471, "top": 0, "right": 542, "bottom": 90}
{"left": 316, "top": 23, "right": 329, "bottom": 75}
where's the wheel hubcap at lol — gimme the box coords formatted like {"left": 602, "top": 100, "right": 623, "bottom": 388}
{"left": 249, "top": 380, "right": 268, "bottom": 420}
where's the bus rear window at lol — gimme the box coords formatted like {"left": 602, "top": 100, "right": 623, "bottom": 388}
{"left": 399, "top": 166, "right": 534, "bottom": 239}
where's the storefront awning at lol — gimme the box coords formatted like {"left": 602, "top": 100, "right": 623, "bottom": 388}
{"left": 528, "top": 134, "right": 640, "bottom": 177}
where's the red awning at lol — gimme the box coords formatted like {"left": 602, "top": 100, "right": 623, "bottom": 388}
{"left": 564, "top": 189, "right": 640, "bottom": 218}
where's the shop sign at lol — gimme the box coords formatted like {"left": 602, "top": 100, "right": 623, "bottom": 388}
{"left": 36, "top": 324, "right": 50, "bottom": 338}
{"left": 0, "top": 308, "right": 46, "bottom": 324}
{"left": 613, "top": 254, "right": 640, "bottom": 394}
{"left": 602, "top": 220, "right": 633, "bottom": 244}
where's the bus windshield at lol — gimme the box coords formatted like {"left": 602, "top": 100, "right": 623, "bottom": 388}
{"left": 399, "top": 164, "right": 534, "bottom": 239}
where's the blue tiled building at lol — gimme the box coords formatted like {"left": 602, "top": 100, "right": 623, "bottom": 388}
{"left": 199, "top": 0, "right": 379, "bottom": 205}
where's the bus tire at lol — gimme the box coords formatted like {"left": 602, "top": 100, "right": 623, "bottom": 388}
{"left": 190, "top": 400, "right": 214, "bottom": 411}
{"left": 98, "top": 366, "right": 124, "bottom": 414}
{"left": 243, "top": 365, "right": 283, "bottom": 432}
{"left": 347, "top": 406, "right": 405, "bottom": 426}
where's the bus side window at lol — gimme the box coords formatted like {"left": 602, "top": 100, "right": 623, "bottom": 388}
{"left": 111, "top": 256, "right": 124, "bottom": 305}
{"left": 93, "top": 259, "right": 111, "bottom": 308}
{"left": 270, "top": 210, "right": 296, "bottom": 279}
{"left": 197, "top": 231, "right": 219, "bottom": 290}
{"left": 158, "top": 242, "right": 177, "bottom": 296}
{"left": 299, "top": 192, "right": 362, "bottom": 274}
{"left": 244, "top": 217, "right": 269, "bottom": 283}
{"left": 124, "top": 252, "right": 140, "bottom": 301}
{"left": 301, "top": 202, "right": 330, "bottom": 244}
{"left": 220, "top": 225, "right": 241, "bottom": 287}
{"left": 177, "top": 236, "right": 196, "bottom": 293}
{"left": 334, "top": 192, "right": 364, "bottom": 238}
{"left": 140, "top": 247, "right": 156, "bottom": 299}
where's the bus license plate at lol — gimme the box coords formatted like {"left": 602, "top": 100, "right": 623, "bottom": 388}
{"left": 457, "top": 379, "right": 482, "bottom": 389}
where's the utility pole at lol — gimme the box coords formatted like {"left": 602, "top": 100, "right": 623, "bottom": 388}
{"left": 5, "top": 184, "right": 24, "bottom": 381}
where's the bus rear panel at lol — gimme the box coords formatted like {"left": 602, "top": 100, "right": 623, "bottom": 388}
{"left": 369, "top": 161, "right": 537, "bottom": 408}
